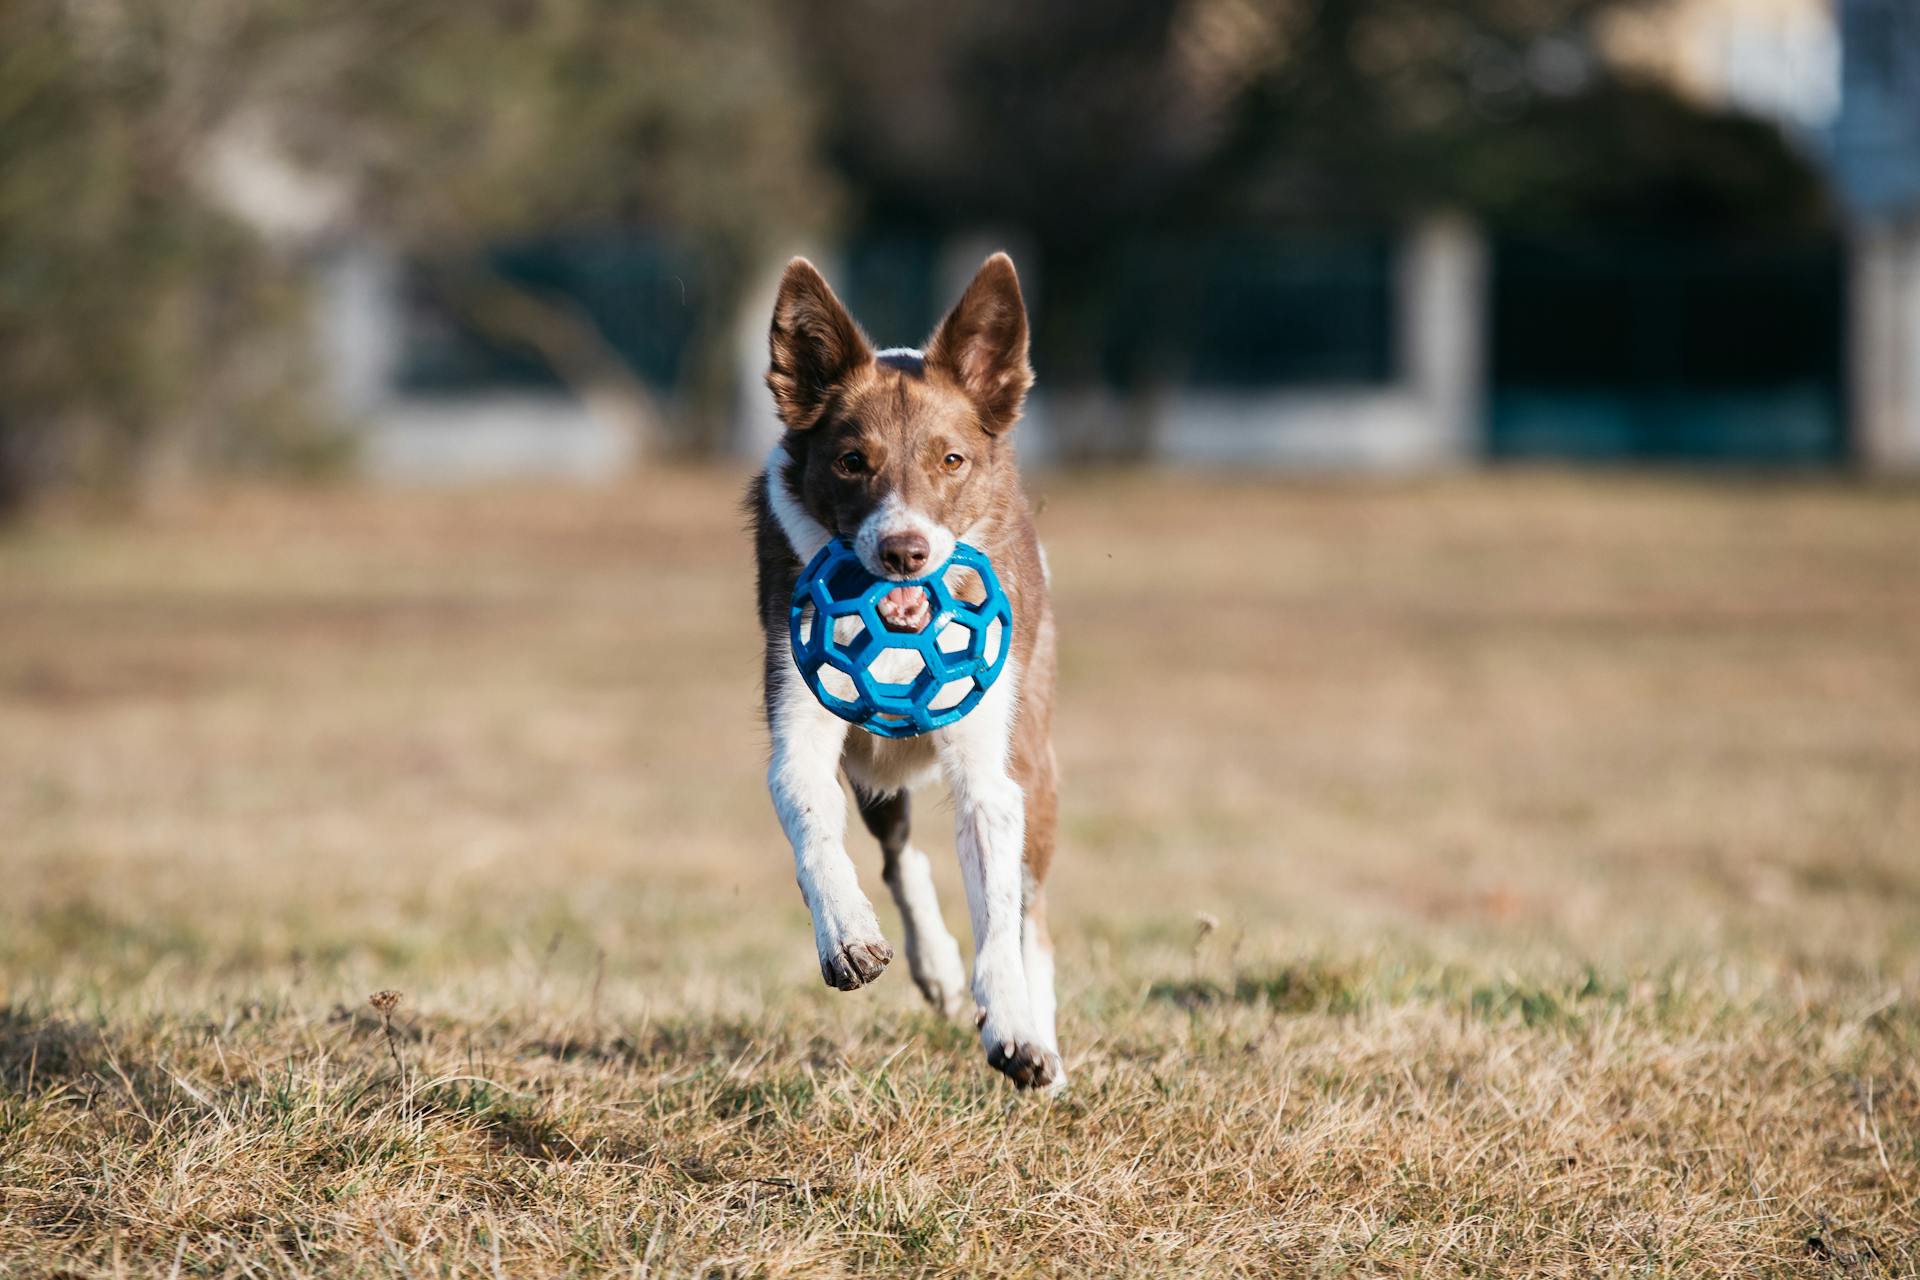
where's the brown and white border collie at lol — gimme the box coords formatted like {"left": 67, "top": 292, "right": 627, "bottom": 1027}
{"left": 747, "top": 253, "right": 1063, "bottom": 1090}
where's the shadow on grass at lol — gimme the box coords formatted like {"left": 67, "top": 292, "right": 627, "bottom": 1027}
{"left": 0, "top": 1005, "right": 107, "bottom": 1090}
{"left": 1147, "top": 963, "right": 1365, "bottom": 1016}
{"left": 0, "top": 1005, "right": 129, "bottom": 1100}
{"left": 410, "top": 1077, "right": 583, "bottom": 1162}
{"left": 1147, "top": 963, "right": 1678, "bottom": 1031}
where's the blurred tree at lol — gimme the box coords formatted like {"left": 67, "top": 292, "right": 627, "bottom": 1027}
{"left": 0, "top": 0, "right": 836, "bottom": 513}
{"left": 0, "top": 0, "right": 333, "bottom": 513}
{"left": 800, "top": 0, "right": 1215, "bottom": 435}
{"left": 245, "top": 0, "right": 838, "bottom": 454}
{"left": 804, "top": 0, "right": 1823, "bottom": 231}
{"left": 1205, "top": 0, "right": 1832, "bottom": 231}
{"left": 800, "top": 0, "right": 1833, "bottom": 453}
{"left": 1437, "top": 83, "right": 1833, "bottom": 234}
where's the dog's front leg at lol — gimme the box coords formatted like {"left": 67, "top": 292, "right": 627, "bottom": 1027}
{"left": 940, "top": 677, "right": 1059, "bottom": 1089}
{"left": 768, "top": 673, "right": 893, "bottom": 990}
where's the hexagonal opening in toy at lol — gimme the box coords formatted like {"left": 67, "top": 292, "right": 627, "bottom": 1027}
{"left": 930, "top": 675, "right": 974, "bottom": 712}
{"left": 866, "top": 644, "right": 928, "bottom": 694}
{"left": 984, "top": 617, "right": 1004, "bottom": 666}
{"left": 795, "top": 599, "right": 818, "bottom": 648}
{"left": 827, "top": 611, "right": 868, "bottom": 659}
{"left": 876, "top": 584, "right": 934, "bottom": 634}
{"left": 822, "top": 555, "right": 873, "bottom": 601}
{"left": 935, "top": 617, "right": 974, "bottom": 657}
{"left": 818, "top": 664, "right": 858, "bottom": 702}
{"left": 941, "top": 563, "right": 985, "bottom": 607}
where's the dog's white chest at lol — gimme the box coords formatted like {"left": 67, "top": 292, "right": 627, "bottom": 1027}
{"left": 843, "top": 728, "right": 943, "bottom": 796}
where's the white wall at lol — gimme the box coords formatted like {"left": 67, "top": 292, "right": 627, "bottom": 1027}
{"left": 315, "top": 242, "right": 636, "bottom": 484}
{"left": 1851, "top": 217, "right": 1920, "bottom": 470}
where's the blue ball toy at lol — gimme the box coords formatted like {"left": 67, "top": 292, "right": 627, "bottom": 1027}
{"left": 789, "top": 538, "right": 1013, "bottom": 738}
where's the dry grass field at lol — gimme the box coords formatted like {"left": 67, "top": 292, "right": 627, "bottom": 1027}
{"left": 1, "top": 468, "right": 1916, "bottom": 1276}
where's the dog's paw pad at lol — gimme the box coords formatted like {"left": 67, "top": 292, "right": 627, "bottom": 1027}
{"left": 820, "top": 938, "right": 893, "bottom": 990}
{"left": 986, "top": 1041, "right": 1059, "bottom": 1090}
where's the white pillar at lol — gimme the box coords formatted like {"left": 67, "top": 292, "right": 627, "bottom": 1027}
{"left": 314, "top": 240, "right": 402, "bottom": 420}
{"left": 1851, "top": 216, "right": 1920, "bottom": 471}
{"left": 1398, "top": 215, "right": 1489, "bottom": 465}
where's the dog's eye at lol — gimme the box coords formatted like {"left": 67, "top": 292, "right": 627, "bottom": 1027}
{"left": 835, "top": 451, "right": 867, "bottom": 476}
{"left": 942, "top": 453, "right": 966, "bottom": 472}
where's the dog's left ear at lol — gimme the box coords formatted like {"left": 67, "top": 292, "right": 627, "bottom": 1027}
{"left": 768, "top": 257, "right": 871, "bottom": 432}
{"left": 926, "top": 253, "right": 1033, "bottom": 434}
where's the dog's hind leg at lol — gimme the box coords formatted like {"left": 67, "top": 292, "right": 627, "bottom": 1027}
{"left": 858, "top": 788, "right": 969, "bottom": 1019}
{"left": 1019, "top": 742, "right": 1064, "bottom": 1088}
{"left": 1022, "top": 889, "right": 1059, "bottom": 1062}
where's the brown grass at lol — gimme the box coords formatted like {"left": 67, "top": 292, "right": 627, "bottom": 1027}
{"left": 1, "top": 469, "right": 1916, "bottom": 1276}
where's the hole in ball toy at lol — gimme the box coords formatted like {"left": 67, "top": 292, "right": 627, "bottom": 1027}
{"left": 941, "top": 563, "right": 985, "bottom": 606}
{"left": 877, "top": 585, "right": 933, "bottom": 633}
{"left": 829, "top": 613, "right": 867, "bottom": 655}
{"left": 930, "top": 676, "right": 973, "bottom": 712}
{"left": 823, "top": 556, "right": 872, "bottom": 601}
{"left": 796, "top": 599, "right": 816, "bottom": 647}
{"left": 819, "top": 665, "right": 857, "bottom": 702}
{"left": 866, "top": 645, "right": 928, "bottom": 689}
{"left": 936, "top": 619, "right": 973, "bottom": 655}
{"left": 984, "top": 617, "right": 1004, "bottom": 666}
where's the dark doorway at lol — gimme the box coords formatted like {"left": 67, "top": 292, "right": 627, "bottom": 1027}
{"left": 1488, "top": 235, "right": 1846, "bottom": 463}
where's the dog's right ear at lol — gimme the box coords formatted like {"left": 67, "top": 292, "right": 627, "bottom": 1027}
{"left": 767, "top": 258, "right": 870, "bottom": 432}
{"left": 925, "top": 252, "right": 1031, "bottom": 434}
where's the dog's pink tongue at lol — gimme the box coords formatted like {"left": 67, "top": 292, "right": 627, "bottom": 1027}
{"left": 878, "top": 586, "right": 930, "bottom": 633}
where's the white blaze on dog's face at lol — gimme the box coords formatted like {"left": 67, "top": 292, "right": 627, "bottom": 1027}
{"left": 765, "top": 255, "right": 1033, "bottom": 629}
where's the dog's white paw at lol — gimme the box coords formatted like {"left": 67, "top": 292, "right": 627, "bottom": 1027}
{"left": 978, "top": 1014, "right": 1062, "bottom": 1090}
{"left": 820, "top": 936, "right": 892, "bottom": 990}
{"left": 984, "top": 1036, "right": 1061, "bottom": 1090}
{"left": 814, "top": 907, "right": 893, "bottom": 991}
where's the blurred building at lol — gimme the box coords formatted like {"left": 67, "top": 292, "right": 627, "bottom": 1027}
{"left": 1829, "top": 0, "right": 1920, "bottom": 470}
{"left": 1601, "top": 0, "right": 1920, "bottom": 469}
{"left": 316, "top": 243, "right": 644, "bottom": 483}
{"left": 1483, "top": 0, "right": 1845, "bottom": 465}
{"left": 306, "top": 0, "right": 1920, "bottom": 477}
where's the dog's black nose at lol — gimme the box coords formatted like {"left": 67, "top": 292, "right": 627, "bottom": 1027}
{"left": 878, "top": 532, "right": 931, "bottom": 576}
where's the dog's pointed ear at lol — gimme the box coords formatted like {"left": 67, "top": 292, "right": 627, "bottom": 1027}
{"left": 767, "top": 258, "right": 871, "bottom": 432}
{"left": 926, "top": 252, "right": 1032, "bottom": 434}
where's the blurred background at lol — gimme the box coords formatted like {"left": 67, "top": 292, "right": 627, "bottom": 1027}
{"left": 2, "top": 0, "right": 1918, "bottom": 499}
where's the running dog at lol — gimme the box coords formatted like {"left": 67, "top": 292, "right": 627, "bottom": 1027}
{"left": 747, "top": 252, "right": 1063, "bottom": 1090}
